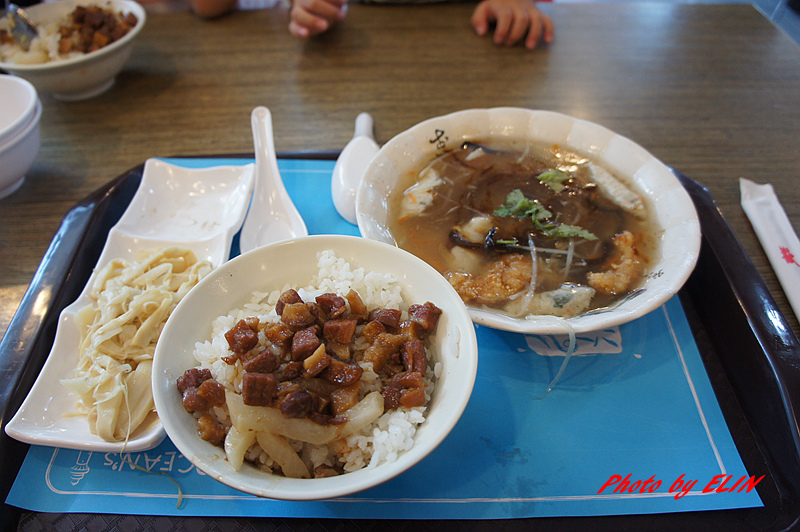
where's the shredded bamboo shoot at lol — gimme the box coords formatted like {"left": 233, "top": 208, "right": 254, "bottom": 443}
{"left": 61, "top": 247, "right": 211, "bottom": 443}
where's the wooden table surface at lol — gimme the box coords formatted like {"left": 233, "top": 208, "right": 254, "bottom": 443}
{"left": 2, "top": 3, "right": 800, "bottom": 529}
{"left": 2, "top": 3, "right": 800, "bottom": 352}
{"left": 2, "top": 2, "right": 800, "bottom": 340}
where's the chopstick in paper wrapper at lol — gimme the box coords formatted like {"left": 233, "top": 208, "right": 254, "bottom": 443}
{"left": 740, "top": 178, "right": 800, "bottom": 322}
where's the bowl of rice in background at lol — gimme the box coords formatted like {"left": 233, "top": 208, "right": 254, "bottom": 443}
{"left": 0, "top": 0, "right": 145, "bottom": 101}
{"left": 355, "top": 107, "right": 701, "bottom": 336}
{"left": 152, "top": 235, "right": 479, "bottom": 500}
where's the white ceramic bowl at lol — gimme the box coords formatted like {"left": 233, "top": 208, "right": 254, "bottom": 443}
{"left": 152, "top": 235, "right": 479, "bottom": 500}
{"left": 0, "top": 75, "right": 38, "bottom": 146}
{"left": 0, "top": 0, "right": 146, "bottom": 101}
{"left": 0, "top": 94, "right": 41, "bottom": 199}
{"left": 356, "top": 108, "right": 701, "bottom": 335}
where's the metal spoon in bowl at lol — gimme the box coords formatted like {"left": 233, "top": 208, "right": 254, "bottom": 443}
{"left": 331, "top": 112, "right": 380, "bottom": 225}
{"left": 4, "top": 3, "right": 38, "bottom": 51}
{"left": 239, "top": 106, "right": 308, "bottom": 254}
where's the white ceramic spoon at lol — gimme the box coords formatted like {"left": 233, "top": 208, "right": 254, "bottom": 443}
{"left": 331, "top": 112, "right": 380, "bottom": 225}
{"left": 239, "top": 106, "right": 308, "bottom": 253}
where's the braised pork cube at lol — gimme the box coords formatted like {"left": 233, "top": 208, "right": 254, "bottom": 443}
{"left": 360, "top": 320, "right": 386, "bottom": 343}
{"left": 399, "top": 387, "right": 426, "bottom": 408}
{"left": 393, "top": 371, "right": 425, "bottom": 388}
{"left": 181, "top": 387, "right": 209, "bottom": 412}
{"left": 281, "top": 302, "right": 316, "bottom": 329}
{"left": 323, "top": 318, "right": 358, "bottom": 345}
{"left": 242, "top": 372, "right": 277, "bottom": 407}
{"left": 320, "top": 358, "right": 363, "bottom": 386}
{"left": 398, "top": 319, "right": 426, "bottom": 341}
{"left": 279, "top": 390, "right": 314, "bottom": 418}
{"left": 409, "top": 302, "right": 442, "bottom": 332}
{"left": 264, "top": 322, "right": 294, "bottom": 347}
{"left": 225, "top": 318, "right": 260, "bottom": 354}
{"left": 291, "top": 326, "right": 321, "bottom": 361}
{"left": 363, "top": 332, "right": 406, "bottom": 371}
{"left": 316, "top": 293, "right": 347, "bottom": 319}
{"left": 369, "top": 308, "right": 402, "bottom": 331}
{"left": 197, "top": 413, "right": 226, "bottom": 446}
{"left": 178, "top": 368, "right": 219, "bottom": 413}
{"left": 177, "top": 368, "right": 212, "bottom": 394}
{"left": 382, "top": 371, "right": 426, "bottom": 410}
{"left": 306, "top": 302, "right": 327, "bottom": 326}
{"left": 345, "top": 290, "right": 368, "bottom": 321}
{"left": 242, "top": 349, "right": 280, "bottom": 373}
{"left": 197, "top": 379, "right": 226, "bottom": 407}
{"left": 401, "top": 338, "right": 428, "bottom": 374}
{"left": 330, "top": 382, "right": 360, "bottom": 414}
{"left": 280, "top": 361, "right": 304, "bottom": 381}
{"left": 275, "top": 289, "right": 302, "bottom": 315}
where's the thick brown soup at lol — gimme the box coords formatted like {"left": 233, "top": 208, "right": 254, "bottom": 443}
{"left": 388, "top": 141, "right": 658, "bottom": 319}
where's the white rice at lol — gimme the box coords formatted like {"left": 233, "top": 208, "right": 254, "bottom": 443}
{"left": 0, "top": 2, "right": 131, "bottom": 65}
{"left": 191, "top": 250, "right": 442, "bottom": 476}
{"left": 0, "top": 17, "right": 76, "bottom": 65}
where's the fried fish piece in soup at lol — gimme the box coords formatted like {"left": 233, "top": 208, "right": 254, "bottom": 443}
{"left": 389, "top": 141, "right": 658, "bottom": 319}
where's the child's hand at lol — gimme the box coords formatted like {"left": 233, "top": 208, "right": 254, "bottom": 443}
{"left": 289, "top": 0, "right": 348, "bottom": 37}
{"left": 471, "top": 0, "right": 553, "bottom": 49}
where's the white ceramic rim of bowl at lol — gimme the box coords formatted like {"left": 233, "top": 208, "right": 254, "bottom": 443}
{"left": 355, "top": 107, "right": 702, "bottom": 335}
{"left": 0, "top": 0, "right": 146, "bottom": 72}
{"left": 0, "top": 97, "right": 41, "bottom": 199}
{"left": 0, "top": 96, "right": 41, "bottom": 155}
{"left": 0, "top": 75, "right": 38, "bottom": 146}
{"left": 152, "top": 234, "right": 479, "bottom": 500}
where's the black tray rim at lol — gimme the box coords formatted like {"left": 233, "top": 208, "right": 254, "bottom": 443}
{"left": 2, "top": 155, "right": 800, "bottom": 532}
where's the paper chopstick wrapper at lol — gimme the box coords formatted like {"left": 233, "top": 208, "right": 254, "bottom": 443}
{"left": 740, "top": 178, "right": 800, "bottom": 323}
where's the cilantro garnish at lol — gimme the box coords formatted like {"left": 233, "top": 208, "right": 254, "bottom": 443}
{"left": 494, "top": 189, "right": 597, "bottom": 241}
{"left": 494, "top": 189, "right": 551, "bottom": 221}
{"left": 536, "top": 169, "right": 571, "bottom": 192}
{"left": 546, "top": 224, "right": 598, "bottom": 240}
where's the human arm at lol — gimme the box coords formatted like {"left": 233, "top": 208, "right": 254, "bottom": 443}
{"left": 470, "top": 0, "right": 553, "bottom": 50}
{"left": 289, "top": 0, "right": 348, "bottom": 37}
{"left": 189, "top": 0, "right": 238, "bottom": 18}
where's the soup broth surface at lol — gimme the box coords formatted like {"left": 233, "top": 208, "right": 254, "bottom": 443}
{"left": 388, "top": 141, "right": 659, "bottom": 319}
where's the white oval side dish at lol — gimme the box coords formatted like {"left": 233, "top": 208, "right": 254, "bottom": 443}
{"left": 5, "top": 159, "right": 255, "bottom": 452}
